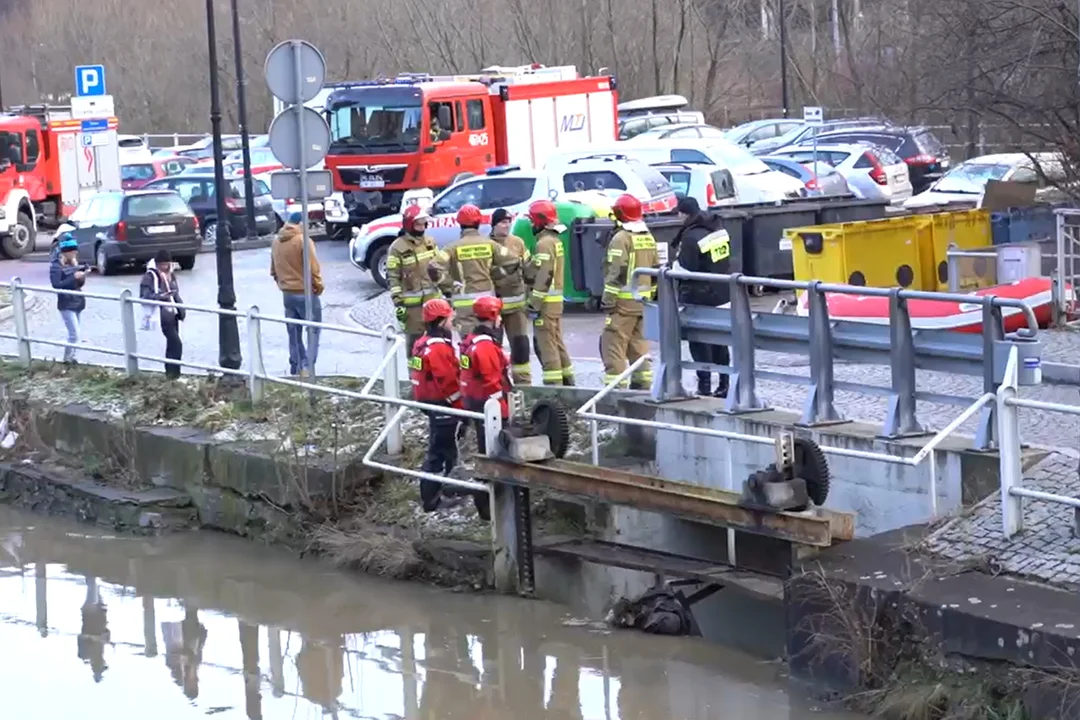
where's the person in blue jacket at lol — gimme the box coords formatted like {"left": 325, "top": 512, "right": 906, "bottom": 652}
{"left": 49, "top": 233, "right": 87, "bottom": 364}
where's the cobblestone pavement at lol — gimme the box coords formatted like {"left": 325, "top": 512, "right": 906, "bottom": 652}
{"left": 925, "top": 452, "right": 1080, "bottom": 592}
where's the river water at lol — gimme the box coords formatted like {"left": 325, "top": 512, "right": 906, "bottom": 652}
{"left": 0, "top": 507, "right": 865, "bottom": 719}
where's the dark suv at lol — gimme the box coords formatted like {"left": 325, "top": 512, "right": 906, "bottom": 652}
{"left": 143, "top": 173, "right": 278, "bottom": 242}
{"left": 798, "top": 125, "right": 950, "bottom": 193}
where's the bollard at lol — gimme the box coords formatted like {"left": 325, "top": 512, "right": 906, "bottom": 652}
{"left": 119, "top": 290, "right": 138, "bottom": 376}
{"left": 10, "top": 277, "right": 30, "bottom": 366}
{"left": 484, "top": 397, "right": 521, "bottom": 594}
{"left": 382, "top": 324, "right": 403, "bottom": 456}
{"left": 801, "top": 281, "right": 841, "bottom": 425}
{"left": 246, "top": 306, "right": 265, "bottom": 403}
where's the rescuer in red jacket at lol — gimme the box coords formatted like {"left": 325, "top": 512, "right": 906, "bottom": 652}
{"left": 460, "top": 295, "right": 512, "bottom": 521}
{"left": 410, "top": 297, "right": 463, "bottom": 512}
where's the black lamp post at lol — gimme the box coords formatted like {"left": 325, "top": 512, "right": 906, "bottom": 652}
{"left": 779, "top": 0, "right": 790, "bottom": 117}
{"left": 230, "top": 0, "right": 257, "bottom": 239}
{"left": 205, "top": 0, "right": 243, "bottom": 370}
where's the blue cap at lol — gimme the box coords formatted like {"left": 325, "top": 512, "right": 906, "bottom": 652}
{"left": 288, "top": 211, "right": 303, "bottom": 224}
{"left": 58, "top": 233, "right": 77, "bottom": 251}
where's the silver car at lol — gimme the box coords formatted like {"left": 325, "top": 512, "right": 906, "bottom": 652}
{"left": 767, "top": 143, "right": 913, "bottom": 203}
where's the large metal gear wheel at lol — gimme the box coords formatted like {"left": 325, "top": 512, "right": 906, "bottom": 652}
{"left": 792, "top": 437, "right": 830, "bottom": 506}
{"left": 529, "top": 400, "right": 571, "bottom": 459}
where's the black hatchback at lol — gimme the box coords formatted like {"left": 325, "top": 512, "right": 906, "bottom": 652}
{"left": 798, "top": 125, "right": 950, "bottom": 194}
{"left": 62, "top": 190, "right": 200, "bottom": 275}
{"left": 143, "top": 173, "right": 277, "bottom": 243}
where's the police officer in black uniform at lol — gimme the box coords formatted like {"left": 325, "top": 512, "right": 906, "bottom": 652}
{"left": 671, "top": 196, "right": 732, "bottom": 397}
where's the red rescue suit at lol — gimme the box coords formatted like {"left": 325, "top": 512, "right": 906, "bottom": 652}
{"left": 460, "top": 332, "right": 511, "bottom": 418}
{"left": 410, "top": 335, "right": 462, "bottom": 407}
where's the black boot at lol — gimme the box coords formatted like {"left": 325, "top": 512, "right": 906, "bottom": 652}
{"left": 696, "top": 377, "right": 711, "bottom": 396}
{"left": 714, "top": 376, "right": 729, "bottom": 399}
{"left": 473, "top": 491, "right": 491, "bottom": 521}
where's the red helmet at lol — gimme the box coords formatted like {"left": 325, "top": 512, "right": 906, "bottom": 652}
{"left": 527, "top": 199, "right": 558, "bottom": 228}
{"left": 402, "top": 204, "right": 430, "bottom": 232}
{"left": 612, "top": 193, "right": 644, "bottom": 224}
{"left": 473, "top": 295, "right": 503, "bottom": 322}
{"left": 422, "top": 298, "right": 453, "bottom": 323}
{"left": 457, "top": 204, "right": 483, "bottom": 228}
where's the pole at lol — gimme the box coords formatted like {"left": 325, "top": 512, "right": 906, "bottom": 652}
{"left": 812, "top": 124, "right": 819, "bottom": 193}
{"left": 292, "top": 41, "right": 315, "bottom": 374}
{"left": 230, "top": 0, "right": 257, "bottom": 240}
{"left": 779, "top": 0, "right": 790, "bottom": 117}
{"left": 206, "top": 0, "right": 243, "bottom": 370}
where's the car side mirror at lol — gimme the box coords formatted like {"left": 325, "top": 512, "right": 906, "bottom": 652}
{"left": 437, "top": 106, "right": 452, "bottom": 131}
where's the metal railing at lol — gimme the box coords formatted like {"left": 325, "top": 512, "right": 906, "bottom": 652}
{"left": 637, "top": 266, "right": 1042, "bottom": 450}
{"left": 997, "top": 345, "right": 1080, "bottom": 538}
{"left": 1053, "top": 208, "right": 1080, "bottom": 326}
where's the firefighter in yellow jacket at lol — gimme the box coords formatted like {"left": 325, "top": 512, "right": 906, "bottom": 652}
{"left": 428, "top": 204, "right": 519, "bottom": 338}
{"left": 387, "top": 204, "right": 443, "bottom": 353}
{"left": 490, "top": 208, "right": 532, "bottom": 383}
{"left": 525, "top": 199, "right": 574, "bottom": 386}
{"left": 600, "top": 193, "right": 659, "bottom": 389}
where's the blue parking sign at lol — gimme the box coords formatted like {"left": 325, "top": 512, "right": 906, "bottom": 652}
{"left": 75, "top": 65, "right": 106, "bottom": 97}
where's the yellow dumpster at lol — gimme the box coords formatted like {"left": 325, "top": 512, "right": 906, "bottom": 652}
{"left": 788, "top": 216, "right": 930, "bottom": 289}
{"left": 922, "top": 209, "right": 992, "bottom": 291}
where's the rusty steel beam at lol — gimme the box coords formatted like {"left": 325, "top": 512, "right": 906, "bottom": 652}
{"left": 472, "top": 457, "right": 855, "bottom": 548}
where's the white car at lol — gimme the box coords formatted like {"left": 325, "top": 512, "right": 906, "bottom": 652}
{"left": 624, "top": 123, "right": 727, "bottom": 142}
{"left": 348, "top": 159, "right": 679, "bottom": 288}
{"left": 767, "top": 143, "right": 913, "bottom": 203}
{"left": 902, "top": 153, "right": 1065, "bottom": 210}
{"left": 546, "top": 138, "right": 805, "bottom": 203}
{"left": 650, "top": 162, "right": 738, "bottom": 207}
{"left": 117, "top": 135, "right": 153, "bottom": 163}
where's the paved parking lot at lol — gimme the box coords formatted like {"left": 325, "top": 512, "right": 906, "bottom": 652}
{"left": 0, "top": 241, "right": 1079, "bottom": 452}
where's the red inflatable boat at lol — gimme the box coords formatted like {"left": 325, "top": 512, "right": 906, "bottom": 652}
{"left": 794, "top": 276, "right": 1065, "bottom": 333}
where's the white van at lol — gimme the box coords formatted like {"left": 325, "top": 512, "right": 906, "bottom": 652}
{"left": 546, "top": 138, "right": 805, "bottom": 203}
{"left": 617, "top": 95, "right": 706, "bottom": 139}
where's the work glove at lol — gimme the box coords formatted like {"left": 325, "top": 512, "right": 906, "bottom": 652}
{"left": 394, "top": 305, "right": 408, "bottom": 323}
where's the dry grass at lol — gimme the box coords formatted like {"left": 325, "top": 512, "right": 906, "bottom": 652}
{"left": 308, "top": 518, "right": 423, "bottom": 579}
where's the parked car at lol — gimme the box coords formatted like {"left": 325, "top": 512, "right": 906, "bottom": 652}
{"left": 142, "top": 172, "right": 277, "bottom": 242}
{"left": 902, "top": 152, "right": 1065, "bottom": 209}
{"left": 117, "top": 134, "right": 153, "bottom": 163}
{"left": 724, "top": 118, "right": 805, "bottom": 149}
{"left": 223, "top": 147, "right": 284, "bottom": 176}
{"left": 759, "top": 156, "right": 851, "bottom": 197}
{"left": 347, "top": 158, "right": 679, "bottom": 287}
{"left": 55, "top": 190, "right": 199, "bottom": 275}
{"left": 547, "top": 139, "right": 805, "bottom": 202}
{"left": 650, "top": 162, "right": 737, "bottom": 207}
{"left": 749, "top": 117, "right": 893, "bottom": 155}
{"left": 121, "top": 156, "right": 197, "bottom": 190}
{"left": 252, "top": 170, "right": 324, "bottom": 230}
{"left": 624, "top": 124, "right": 727, "bottom": 142}
{"left": 767, "top": 143, "right": 912, "bottom": 202}
{"left": 169, "top": 135, "right": 243, "bottom": 161}
{"left": 796, "top": 125, "right": 949, "bottom": 194}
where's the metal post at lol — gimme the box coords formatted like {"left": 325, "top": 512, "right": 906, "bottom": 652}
{"left": 382, "top": 326, "right": 403, "bottom": 455}
{"left": 487, "top": 398, "right": 521, "bottom": 594}
{"left": 292, "top": 40, "right": 316, "bottom": 376}
{"left": 883, "top": 290, "right": 923, "bottom": 436}
{"left": 206, "top": 0, "right": 244, "bottom": 370}
{"left": 229, "top": 0, "right": 257, "bottom": 240}
{"left": 997, "top": 347, "right": 1023, "bottom": 538}
{"left": 590, "top": 420, "right": 599, "bottom": 465}
{"left": 652, "top": 266, "right": 686, "bottom": 402}
{"left": 975, "top": 302, "right": 1004, "bottom": 450}
{"left": 119, "top": 289, "right": 138, "bottom": 376}
{"left": 725, "top": 275, "right": 764, "bottom": 412}
{"left": 10, "top": 278, "right": 30, "bottom": 366}
{"left": 779, "top": 0, "right": 790, "bottom": 117}
{"left": 1054, "top": 211, "right": 1068, "bottom": 326}
{"left": 801, "top": 282, "right": 840, "bottom": 424}
{"left": 246, "top": 306, "right": 265, "bottom": 403}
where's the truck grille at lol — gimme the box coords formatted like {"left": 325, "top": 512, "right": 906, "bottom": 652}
{"left": 338, "top": 166, "right": 408, "bottom": 186}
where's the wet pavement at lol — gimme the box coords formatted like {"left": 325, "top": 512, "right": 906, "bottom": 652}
{"left": 0, "top": 507, "right": 864, "bottom": 719}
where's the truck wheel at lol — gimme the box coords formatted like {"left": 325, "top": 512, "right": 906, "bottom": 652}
{"left": 2, "top": 212, "right": 35, "bottom": 259}
{"left": 178, "top": 255, "right": 196, "bottom": 271}
{"left": 369, "top": 244, "right": 390, "bottom": 289}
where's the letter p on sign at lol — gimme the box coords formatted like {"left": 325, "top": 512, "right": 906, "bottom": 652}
{"left": 75, "top": 65, "right": 106, "bottom": 97}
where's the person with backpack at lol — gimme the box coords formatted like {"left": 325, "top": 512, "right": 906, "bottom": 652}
{"left": 140, "top": 249, "right": 186, "bottom": 379}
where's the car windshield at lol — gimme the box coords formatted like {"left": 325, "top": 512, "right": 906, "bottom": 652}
{"left": 328, "top": 99, "right": 423, "bottom": 155}
{"left": 706, "top": 141, "right": 770, "bottom": 175}
{"left": 126, "top": 193, "right": 191, "bottom": 217}
{"left": 931, "top": 162, "right": 1012, "bottom": 194}
{"left": 121, "top": 164, "right": 155, "bottom": 181}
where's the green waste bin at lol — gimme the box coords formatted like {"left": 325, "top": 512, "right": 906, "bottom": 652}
{"left": 510, "top": 200, "right": 599, "bottom": 306}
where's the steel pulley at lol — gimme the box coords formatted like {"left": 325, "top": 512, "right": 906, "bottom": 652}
{"left": 738, "top": 432, "right": 830, "bottom": 513}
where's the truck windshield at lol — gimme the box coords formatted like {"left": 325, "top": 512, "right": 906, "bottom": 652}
{"left": 328, "top": 102, "right": 424, "bottom": 155}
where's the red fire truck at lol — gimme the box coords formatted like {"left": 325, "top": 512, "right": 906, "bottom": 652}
{"left": 0, "top": 104, "right": 121, "bottom": 258}
{"left": 320, "top": 64, "right": 618, "bottom": 233}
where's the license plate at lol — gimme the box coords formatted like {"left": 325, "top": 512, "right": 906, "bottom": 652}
{"left": 778, "top": 237, "right": 793, "bottom": 251}
{"left": 360, "top": 175, "right": 385, "bottom": 189}
{"left": 146, "top": 225, "right": 175, "bottom": 234}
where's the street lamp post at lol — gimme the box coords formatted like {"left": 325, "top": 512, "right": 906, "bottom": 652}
{"left": 230, "top": 0, "right": 257, "bottom": 240}
{"left": 205, "top": 0, "right": 243, "bottom": 370}
{"left": 779, "top": 0, "right": 790, "bottom": 117}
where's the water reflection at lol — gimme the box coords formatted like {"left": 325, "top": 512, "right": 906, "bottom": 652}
{"left": 0, "top": 510, "right": 864, "bottom": 720}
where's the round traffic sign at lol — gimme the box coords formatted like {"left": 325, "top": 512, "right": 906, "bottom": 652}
{"left": 268, "top": 106, "right": 331, "bottom": 170}
{"left": 264, "top": 40, "right": 326, "bottom": 104}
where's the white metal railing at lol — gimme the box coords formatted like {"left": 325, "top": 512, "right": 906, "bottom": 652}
{"left": 579, "top": 357, "right": 997, "bottom": 519}
{"left": 997, "top": 345, "right": 1080, "bottom": 538}
{"left": 1053, "top": 209, "right": 1080, "bottom": 326}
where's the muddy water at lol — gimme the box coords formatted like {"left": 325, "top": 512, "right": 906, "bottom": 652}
{"left": 0, "top": 508, "right": 865, "bottom": 719}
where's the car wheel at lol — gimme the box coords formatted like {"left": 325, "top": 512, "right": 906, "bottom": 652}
{"left": 369, "top": 244, "right": 390, "bottom": 289}
{"left": 177, "top": 255, "right": 196, "bottom": 271}
{"left": 95, "top": 244, "right": 112, "bottom": 276}
{"left": 203, "top": 220, "right": 217, "bottom": 245}
{"left": 1, "top": 211, "right": 35, "bottom": 259}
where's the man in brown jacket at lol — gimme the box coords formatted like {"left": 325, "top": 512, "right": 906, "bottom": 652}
{"left": 271, "top": 212, "right": 325, "bottom": 376}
